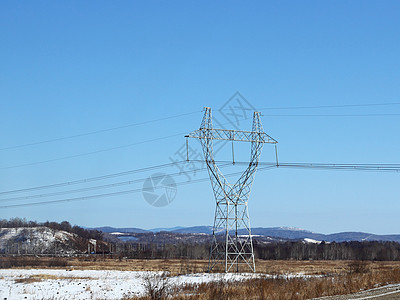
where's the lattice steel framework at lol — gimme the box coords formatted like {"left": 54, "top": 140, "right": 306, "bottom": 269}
{"left": 187, "top": 107, "right": 277, "bottom": 272}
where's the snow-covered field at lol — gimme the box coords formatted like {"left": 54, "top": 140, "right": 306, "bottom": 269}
{"left": 0, "top": 268, "right": 315, "bottom": 299}
{"left": 0, "top": 269, "right": 261, "bottom": 299}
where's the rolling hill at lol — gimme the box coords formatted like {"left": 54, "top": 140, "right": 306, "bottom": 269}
{"left": 92, "top": 226, "right": 400, "bottom": 243}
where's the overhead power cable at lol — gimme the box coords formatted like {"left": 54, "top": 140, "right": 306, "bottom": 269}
{"left": 258, "top": 161, "right": 400, "bottom": 172}
{"left": 0, "top": 161, "right": 186, "bottom": 196}
{"left": 3, "top": 101, "right": 400, "bottom": 152}
{"left": 273, "top": 162, "right": 400, "bottom": 172}
{"left": 0, "top": 162, "right": 233, "bottom": 203}
{"left": 0, "top": 165, "right": 277, "bottom": 209}
{"left": 256, "top": 102, "right": 400, "bottom": 111}
{"left": 2, "top": 160, "right": 399, "bottom": 198}
{"left": 0, "top": 110, "right": 201, "bottom": 151}
{"left": 260, "top": 113, "right": 400, "bottom": 117}
{"left": 0, "top": 132, "right": 186, "bottom": 170}
{"left": 0, "top": 114, "right": 252, "bottom": 170}
{"left": 1, "top": 158, "right": 399, "bottom": 209}
{"left": 189, "top": 160, "right": 400, "bottom": 172}
{"left": 3, "top": 102, "right": 400, "bottom": 170}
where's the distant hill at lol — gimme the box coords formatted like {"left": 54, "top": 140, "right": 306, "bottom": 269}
{"left": 172, "top": 226, "right": 213, "bottom": 234}
{"left": 92, "top": 226, "right": 400, "bottom": 243}
{"left": 91, "top": 226, "right": 149, "bottom": 234}
{"left": 323, "top": 232, "right": 400, "bottom": 243}
{"left": 150, "top": 226, "right": 185, "bottom": 232}
{"left": 245, "top": 228, "right": 400, "bottom": 243}
{"left": 247, "top": 227, "right": 317, "bottom": 240}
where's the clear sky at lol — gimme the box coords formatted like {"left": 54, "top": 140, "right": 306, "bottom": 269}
{"left": 1, "top": 1, "right": 399, "bottom": 234}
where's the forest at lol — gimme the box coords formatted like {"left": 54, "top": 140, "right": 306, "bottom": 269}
{"left": 114, "top": 240, "right": 400, "bottom": 261}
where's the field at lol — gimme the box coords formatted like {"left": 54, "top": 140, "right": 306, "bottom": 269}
{"left": 2, "top": 257, "right": 400, "bottom": 299}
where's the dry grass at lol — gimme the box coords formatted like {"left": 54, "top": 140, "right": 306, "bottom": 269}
{"left": 257, "top": 260, "right": 380, "bottom": 275}
{"left": 134, "top": 266, "right": 400, "bottom": 300}
{"left": 128, "top": 261, "right": 400, "bottom": 300}
{"left": 0, "top": 256, "right": 68, "bottom": 268}
{"left": 31, "top": 274, "right": 92, "bottom": 280}
{"left": 3, "top": 256, "right": 400, "bottom": 276}
{"left": 0, "top": 256, "right": 209, "bottom": 274}
{"left": 13, "top": 273, "right": 93, "bottom": 284}
{"left": 178, "top": 270, "right": 400, "bottom": 300}
{"left": 14, "top": 277, "right": 43, "bottom": 284}
{"left": 70, "top": 259, "right": 400, "bottom": 277}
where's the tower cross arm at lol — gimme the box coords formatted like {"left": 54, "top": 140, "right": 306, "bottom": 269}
{"left": 186, "top": 128, "right": 278, "bottom": 144}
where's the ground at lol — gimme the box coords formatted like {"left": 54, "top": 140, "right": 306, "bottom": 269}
{"left": 1, "top": 258, "right": 400, "bottom": 299}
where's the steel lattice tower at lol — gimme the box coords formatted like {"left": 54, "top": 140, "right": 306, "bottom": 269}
{"left": 187, "top": 107, "right": 277, "bottom": 272}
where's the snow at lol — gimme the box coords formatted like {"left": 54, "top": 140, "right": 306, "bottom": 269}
{"left": 238, "top": 234, "right": 261, "bottom": 237}
{"left": 279, "top": 226, "right": 311, "bottom": 232}
{"left": 303, "top": 238, "right": 331, "bottom": 244}
{"left": 0, "top": 269, "right": 148, "bottom": 300}
{"left": 361, "top": 235, "right": 373, "bottom": 241}
{"left": 304, "top": 238, "right": 322, "bottom": 244}
{"left": 0, "top": 268, "right": 317, "bottom": 299}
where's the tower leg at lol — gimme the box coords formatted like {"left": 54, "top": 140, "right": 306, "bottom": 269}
{"left": 208, "top": 200, "right": 255, "bottom": 273}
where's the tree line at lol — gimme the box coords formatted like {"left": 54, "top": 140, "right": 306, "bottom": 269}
{"left": 254, "top": 240, "right": 400, "bottom": 261}
{"left": 113, "top": 240, "right": 400, "bottom": 261}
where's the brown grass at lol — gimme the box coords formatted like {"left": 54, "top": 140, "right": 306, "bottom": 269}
{"left": 13, "top": 274, "right": 93, "bottom": 284}
{"left": 14, "top": 277, "right": 43, "bottom": 284}
{"left": 129, "top": 261, "right": 400, "bottom": 300}
{"left": 170, "top": 268, "right": 400, "bottom": 300}
{"left": 133, "top": 268, "right": 400, "bottom": 300}
{"left": 0, "top": 256, "right": 209, "bottom": 274}
{"left": 0, "top": 256, "right": 68, "bottom": 268}
{"left": 3, "top": 256, "right": 400, "bottom": 276}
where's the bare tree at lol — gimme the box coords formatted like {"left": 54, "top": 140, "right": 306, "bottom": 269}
{"left": 143, "top": 272, "right": 172, "bottom": 300}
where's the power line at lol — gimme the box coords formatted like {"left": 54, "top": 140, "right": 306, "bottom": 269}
{"left": 0, "top": 161, "right": 186, "bottom": 195}
{"left": 0, "top": 114, "right": 253, "bottom": 170}
{"left": 1, "top": 159, "right": 399, "bottom": 209}
{"left": 256, "top": 102, "right": 400, "bottom": 111}
{"left": 0, "top": 132, "right": 186, "bottom": 170}
{"left": 274, "top": 162, "right": 400, "bottom": 172}
{"left": 0, "top": 110, "right": 201, "bottom": 151}
{"left": 0, "top": 162, "right": 234, "bottom": 203}
{"left": 3, "top": 157, "right": 399, "bottom": 198}
{"left": 3, "top": 102, "right": 400, "bottom": 152}
{"left": 0, "top": 187, "right": 145, "bottom": 209}
{"left": 259, "top": 161, "right": 400, "bottom": 172}
{"left": 0, "top": 165, "right": 276, "bottom": 209}
{"left": 260, "top": 113, "right": 400, "bottom": 117}
{"left": 3, "top": 104, "right": 400, "bottom": 170}
{"left": 3, "top": 113, "right": 399, "bottom": 171}
{"left": 190, "top": 160, "right": 400, "bottom": 172}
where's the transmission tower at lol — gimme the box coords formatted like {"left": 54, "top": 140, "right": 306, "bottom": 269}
{"left": 186, "top": 107, "right": 277, "bottom": 272}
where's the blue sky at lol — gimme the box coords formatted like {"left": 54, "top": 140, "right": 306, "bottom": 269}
{"left": 0, "top": 1, "right": 399, "bottom": 234}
